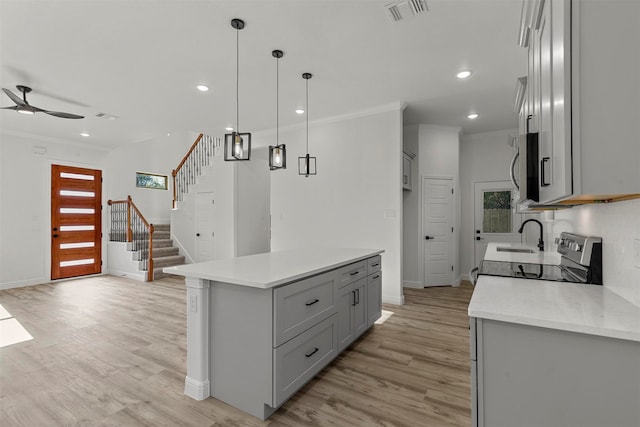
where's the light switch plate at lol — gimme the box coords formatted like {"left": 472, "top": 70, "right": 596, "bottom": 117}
{"left": 634, "top": 239, "right": 640, "bottom": 269}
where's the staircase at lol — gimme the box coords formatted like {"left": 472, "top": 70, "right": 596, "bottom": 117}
{"left": 151, "top": 224, "right": 185, "bottom": 279}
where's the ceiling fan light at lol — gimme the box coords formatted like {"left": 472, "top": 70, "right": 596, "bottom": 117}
{"left": 16, "top": 106, "right": 34, "bottom": 115}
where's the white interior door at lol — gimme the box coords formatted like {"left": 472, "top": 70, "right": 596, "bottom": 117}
{"left": 195, "top": 191, "right": 216, "bottom": 262}
{"left": 474, "top": 181, "right": 523, "bottom": 266}
{"left": 422, "top": 177, "right": 454, "bottom": 287}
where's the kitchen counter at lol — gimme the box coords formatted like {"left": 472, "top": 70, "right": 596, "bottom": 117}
{"left": 164, "top": 247, "right": 384, "bottom": 288}
{"left": 482, "top": 242, "right": 561, "bottom": 265}
{"left": 469, "top": 275, "right": 640, "bottom": 341}
{"left": 167, "top": 247, "right": 384, "bottom": 420}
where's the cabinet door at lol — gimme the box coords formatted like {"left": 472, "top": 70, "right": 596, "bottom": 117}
{"left": 353, "top": 278, "right": 367, "bottom": 339}
{"left": 537, "top": 0, "right": 572, "bottom": 203}
{"left": 337, "top": 283, "right": 354, "bottom": 352}
{"left": 366, "top": 272, "right": 382, "bottom": 327}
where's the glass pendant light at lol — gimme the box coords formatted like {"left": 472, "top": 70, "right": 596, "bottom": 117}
{"left": 298, "top": 73, "right": 317, "bottom": 176}
{"left": 269, "top": 49, "right": 286, "bottom": 170}
{"left": 224, "top": 18, "right": 251, "bottom": 161}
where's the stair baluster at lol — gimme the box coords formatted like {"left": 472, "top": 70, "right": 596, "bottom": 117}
{"left": 107, "top": 196, "right": 154, "bottom": 281}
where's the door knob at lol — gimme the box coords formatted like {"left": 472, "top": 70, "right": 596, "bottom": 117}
{"left": 425, "top": 236, "right": 433, "bottom": 240}
{"left": 476, "top": 236, "right": 484, "bottom": 241}
{"left": 53, "top": 227, "right": 58, "bottom": 231}
{"left": 53, "top": 234, "right": 59, "bottom": 238}
{"left": 196, "top": 233, "right": 200, "bottom": 237}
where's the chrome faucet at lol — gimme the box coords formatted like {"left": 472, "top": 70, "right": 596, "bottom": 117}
{"left": 518, "top": 219, "right": 544, "bottom": 252}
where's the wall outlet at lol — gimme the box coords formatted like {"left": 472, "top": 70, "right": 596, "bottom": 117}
{"left": 189, "top": 295, "right": 198, "bottom": 312}
{"left": 634, "top": 239, "right": 640, "bottom": 269}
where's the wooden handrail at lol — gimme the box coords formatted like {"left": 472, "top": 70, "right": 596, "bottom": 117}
{"left": 128, "top": 196, "right": 150, "bottom": 228}
{"left": 172, "top": 133, "right": 204, "bottom": 209}
{"left": 173, "top": 133, "right": 203, "bottom": 178}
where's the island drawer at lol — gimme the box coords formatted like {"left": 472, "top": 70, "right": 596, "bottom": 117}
{"left": 273, "top": 314, "right": 337, "bottom": 407}
{"left": 337, "top": 260, "right": 366, "bottom": 286}
{"left": 367, "top": 255, "right": 381, "bottom": 275}
{"left": 274, "top": 272, "right": 336, "bottom": 347}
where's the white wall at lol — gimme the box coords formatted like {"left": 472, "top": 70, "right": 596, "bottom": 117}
{"left": 104, "top": 131, "right": 198, "bottom": 224}
{"left": 550, "top": 199, "right": 640, "bottom": 307}
{"left": 403, "top": 124, "right": 461, "bottom": 288}
{"left": 236, "top": 147, "right": 270, "bottom": 257}
{"left": 267, "top": 104, "right": 405, "bottom": 305}
{"left": 402, "top": 125, "right": 420, "bottom": 287}
{"left": 0, "top": 132, "right": 108, "bottom": 289}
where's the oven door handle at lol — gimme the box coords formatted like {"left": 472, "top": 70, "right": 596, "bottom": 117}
{"left": 510, "top": 149, "right": 520, "bottom": 190}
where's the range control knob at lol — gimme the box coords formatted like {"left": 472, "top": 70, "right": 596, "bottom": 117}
{"left": 570, "top": 242, "right": 582, "bottom": 251}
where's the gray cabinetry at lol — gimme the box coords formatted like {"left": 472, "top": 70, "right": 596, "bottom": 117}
{"left": 518, "top": 0, "right": 640, "bottom": 205}
{"left": 208, "top": 255, "right": 382, "bottom": 420}
{"left": 471, "top": 317, "right": 640, "bottom": 427}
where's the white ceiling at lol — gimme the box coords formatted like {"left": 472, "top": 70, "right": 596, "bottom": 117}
{"left": 0, "top": 0, "right": 526, "bottom": 149}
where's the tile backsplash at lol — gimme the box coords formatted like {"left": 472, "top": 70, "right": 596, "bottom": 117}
{"left": 548, "top": 199, "right": 640, "bottom": 307}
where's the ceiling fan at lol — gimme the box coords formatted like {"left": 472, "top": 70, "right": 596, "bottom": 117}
{"left": 2, "top": 85, "right": 84, "bottom": 119}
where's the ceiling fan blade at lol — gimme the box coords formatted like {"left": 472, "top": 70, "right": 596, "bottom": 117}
{"left": 1, "top": 106, "right": 18, "bottom": 110}
{"left": 43, "top": 110, "right": 84, "bottom": 119}
{"left": 2, "top": 88, "right": 26, "bottom": 106}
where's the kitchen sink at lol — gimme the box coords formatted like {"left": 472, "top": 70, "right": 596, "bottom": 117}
{"left": 496, "top": 247, "right": 535, "bottom": 253}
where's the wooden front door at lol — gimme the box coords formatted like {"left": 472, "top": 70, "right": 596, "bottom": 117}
{"left": 51, "top": 165, "right": 102, "bottom": 280}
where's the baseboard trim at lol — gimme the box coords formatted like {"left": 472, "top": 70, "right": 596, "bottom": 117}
{"left": 172, "top": 234, "right": 195, "bottom": 265}
{"left": 382, "top": 294, "right": 405, "bottom": 305}
{"left": 184, "top": 376, "right": 210, "bottom": 401}
{"left": 402, "top": 280, "right": 423, "bottom": 289}
{"left": 106, "top": 269, "right": 146, "bottom": 282}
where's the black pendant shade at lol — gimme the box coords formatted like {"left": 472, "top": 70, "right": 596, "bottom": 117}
{"left": 224, "top": 18, "right": 251, "bottom": 161}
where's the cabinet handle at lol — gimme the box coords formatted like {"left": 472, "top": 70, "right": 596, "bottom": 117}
{"left": 305, "top": 347, "right": 319, "bottom": 358}
{"left": 350, "top": 271, "right": 359, "bottom": 276}
{"left": 373, "top": 275, "right": 380, "bottom": 279}
{"left": 541, "top": 157, "right": 550, "bottom": 187}
{"left": 355, "top": 289, "right": 360, "bottom": 305}
{"left": 352, "top": 290, "right": 356, "bottom": 306}
{"left": 371, "top": 263, "right": 379, "bottom": 267}
{"left": 305, "top": 299, "right": 319, "bottom": 306}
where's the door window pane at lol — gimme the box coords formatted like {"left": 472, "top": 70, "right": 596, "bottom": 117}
{"left": 483, "top": 191, "right": 512, "bottom": 233}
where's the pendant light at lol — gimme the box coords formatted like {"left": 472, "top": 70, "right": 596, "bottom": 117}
{"left": 269, "top": 50, "right": 286, "bottom": 170}
{"left": 224, "top": 18, "right": 251, "bottom": 161}
{"left": 298, "top": 73, "right": 317, "bottom": 177}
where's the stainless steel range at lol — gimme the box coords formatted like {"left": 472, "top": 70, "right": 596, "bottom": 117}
{"left": 478, "top": 232, "right": 603, "bottom": 284}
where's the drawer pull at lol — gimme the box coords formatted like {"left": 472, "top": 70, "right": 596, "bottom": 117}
{"left": 350, "top": 271, "right": 360, "bottom": 276}
{"left": 305, "top": 347, "right": 319, "bottom": 358}
{"left": 372, "top": 263, "right": 379, "bottom": 267}
{"left": 305, "top": 299, "right": 319, "bottom": 306}
{"left": 373, "top": 275, "right": 380, "bottom": 279}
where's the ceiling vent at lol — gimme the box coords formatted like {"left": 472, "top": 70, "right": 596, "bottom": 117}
{"left": 385, "top": 0, "right": 428, "bottom": 22}
{"left": 96, "top": 112, "right": 119, "bottom": 121}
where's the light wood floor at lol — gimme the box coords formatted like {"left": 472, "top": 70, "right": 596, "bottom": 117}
{"left": 0, "top": 275, "right": 474, "bottom": 427}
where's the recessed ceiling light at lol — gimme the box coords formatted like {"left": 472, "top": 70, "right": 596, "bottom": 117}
{"left": 197, "top": 85, "right": 209, "bottom": 92}
{"left": 80, "top": 132, "right": 90, "bottom": 137}
{"left": 295, "top": 109, "right": 305, "bottom": 115}
{"left": 467, "top": 113, "right": 479, "bottom": 119}
{"left": 225, "top": 126, "right": 234, "bottom": 131}
{"left": 456, "top": 70, "right": 472, "bottom": 79}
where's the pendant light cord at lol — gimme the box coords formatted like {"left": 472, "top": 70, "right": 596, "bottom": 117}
{"left": 276, "top": 56, "right": 279, "bottom": 144}
{"left": 306, "top": 78, "right": 309, "bottom": 154}
{"left": 236, "top": 26, "right": 239, "bottom": 133}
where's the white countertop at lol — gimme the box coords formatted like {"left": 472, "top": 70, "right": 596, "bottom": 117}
{"left": 164, "top": 247, "right": 384, "bottom": 289}
{"left": 483, "top": 242, "right": 561, "bottom": 265}
{"left": 469, "top": 275, "right": 640, "bottom": 342}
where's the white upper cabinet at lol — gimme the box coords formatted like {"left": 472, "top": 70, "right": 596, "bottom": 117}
{"left": 519, "top": 0, "right": 640, "bottom": 205}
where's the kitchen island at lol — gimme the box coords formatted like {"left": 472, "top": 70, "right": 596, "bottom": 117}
{"left": 164, "top": 247, "right": 384, "bottom": 420}
{"left": 469, "top": 243, "right": 640, "bottom": 426}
